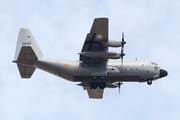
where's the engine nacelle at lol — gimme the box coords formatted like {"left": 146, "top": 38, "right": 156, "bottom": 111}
{"left": 101, "top": 40, "right": 121, "bottom": 47}
{"left": 108, "top": 54, "right": 121, "bottom": 59}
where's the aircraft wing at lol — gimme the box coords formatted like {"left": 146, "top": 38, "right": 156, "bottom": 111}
{"left": 83, "top": 87, "right": 104, "bottom": 99}
{"left": 80, "top": 18, "right": 108, "bottom": 62}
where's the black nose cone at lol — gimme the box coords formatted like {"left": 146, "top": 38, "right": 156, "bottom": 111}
{"left": 160, "top": 69, "right": 168, "bottom": 78}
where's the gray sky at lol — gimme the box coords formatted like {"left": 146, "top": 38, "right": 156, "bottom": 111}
{"left": 0, "top": 0, "right": 179, "bottom": 120}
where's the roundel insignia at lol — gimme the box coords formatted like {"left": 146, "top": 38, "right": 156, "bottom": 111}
{"left": 64, "top": 63, "right": 69, "bottom": 67}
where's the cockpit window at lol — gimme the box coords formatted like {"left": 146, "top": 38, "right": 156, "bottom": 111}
{"left": 155, "top": 66, "right": 159, "bottom": 71}
{"left": 151, "top": 62, "right": 158, "bottom": 66}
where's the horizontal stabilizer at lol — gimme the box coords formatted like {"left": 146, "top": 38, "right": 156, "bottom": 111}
{"left": 14, "top": 46, "right": 37, "bottom": 66}
{"left": 83, "top": 87, "right": 104, "bottom": 99}
{"left": 17, "top": 64, "right": 36, "bottom": 78}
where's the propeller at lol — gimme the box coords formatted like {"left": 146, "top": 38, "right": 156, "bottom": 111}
{"left": 118, "top": 82, "right": 123, "bottom": 94}
{"left": 120, "top": 32, "right": 126, "bottom": 75}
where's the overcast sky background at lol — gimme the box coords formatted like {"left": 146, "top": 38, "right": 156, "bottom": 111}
{"left": 0, "top": 0, "right": 179, "bottom": 120}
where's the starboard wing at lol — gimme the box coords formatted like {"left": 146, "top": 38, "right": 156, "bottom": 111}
{"left": 83, "top": 87, "right": 104, "bottom": 99}
{"left": 80, "top": 18, "right": 108, "bottom": 62}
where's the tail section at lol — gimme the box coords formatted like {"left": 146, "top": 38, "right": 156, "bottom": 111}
{"left": 13, "top": 28, "right": 44, "bottom": 78}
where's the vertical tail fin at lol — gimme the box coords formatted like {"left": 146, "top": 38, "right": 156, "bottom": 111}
{"left": 14, "top": 28, "right": 43, "bottom": 61}
{"left": 13, "top": 28, "right": 44, "bottom": 78}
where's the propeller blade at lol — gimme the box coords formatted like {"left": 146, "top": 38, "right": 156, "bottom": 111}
{"left": 118, "top": 82, "right": 120, "bottom": 94}
{"left": 118, "top": 82, "right": 123, "bottom": 94}
{"left": 121, "top": 57, "right": 123, "bottom": 75}
{"left": 120, "top": 32, "right": 126, "bottom": 75}
{"left": 122, "top": 32, "right": 126, "bottom": 46}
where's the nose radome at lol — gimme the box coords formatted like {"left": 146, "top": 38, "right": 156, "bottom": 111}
{"left": 160, "top": 69, "right": 168, "bottom": 78}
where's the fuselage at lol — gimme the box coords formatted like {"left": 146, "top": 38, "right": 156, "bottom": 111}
{"left": 34, "top": 58, "right": 166, "bottom": 83}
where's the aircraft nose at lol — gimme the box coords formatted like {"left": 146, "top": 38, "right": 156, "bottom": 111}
{"left": 159, "top": 69, "right": 168, "bottom": 78}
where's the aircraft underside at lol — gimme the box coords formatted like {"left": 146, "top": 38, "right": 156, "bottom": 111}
{"left": 74, "top": 76, "right": 141, "bottom": 82}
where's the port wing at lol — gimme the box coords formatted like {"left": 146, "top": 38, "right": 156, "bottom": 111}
{"left": 80, "top": 18, "right": 108, "bottom": 62}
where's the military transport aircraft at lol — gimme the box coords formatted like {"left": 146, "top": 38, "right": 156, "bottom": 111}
{"left": 13, "top": 18, "right": 168, "bottom": 99}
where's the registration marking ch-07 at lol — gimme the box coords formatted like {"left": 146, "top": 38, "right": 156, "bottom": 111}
{"left": 22, "top": 42, "right": 31, "bottom": 45}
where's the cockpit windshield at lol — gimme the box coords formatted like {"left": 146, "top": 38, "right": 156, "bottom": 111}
{"left": 151, "top": 62, "right": 158, "bottom": 66}
{"left": 152, "top": 62, "right": 160, "bottom": 71}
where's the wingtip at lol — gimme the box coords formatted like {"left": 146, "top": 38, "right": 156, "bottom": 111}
{"left": 19, "top": 27, "right": 31, "bottom": 34}
{"left": 20, "top": 27, "right": 29, "bottom": 30}
{"left": 94, "top": 17, "right": 108, "bottom": 20}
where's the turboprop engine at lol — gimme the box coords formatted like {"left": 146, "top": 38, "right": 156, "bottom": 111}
{"left": 101, "top": 40, "right": 122, "bottom": 47}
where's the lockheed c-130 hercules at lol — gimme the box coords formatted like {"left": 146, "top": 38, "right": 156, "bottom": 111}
{"left": 13, "top": 18, "right": 168, "bottom": 99}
